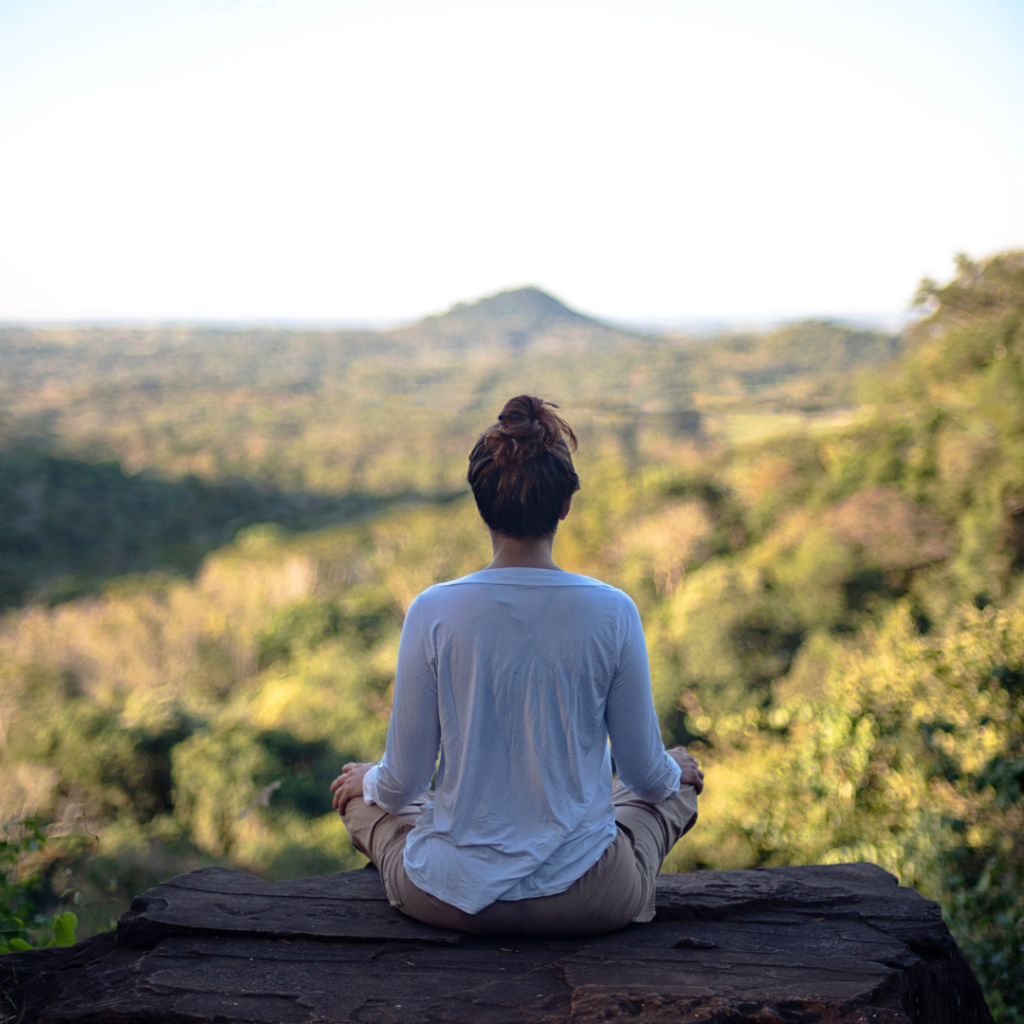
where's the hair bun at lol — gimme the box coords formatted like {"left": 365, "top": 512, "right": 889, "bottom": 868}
{"left": 485, "top": 395, "right": 577, "bottom": 474}
{"left": 468, "top": 395, "right": 581, "bottom": 535}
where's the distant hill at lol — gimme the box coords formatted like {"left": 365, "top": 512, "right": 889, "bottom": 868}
{"left": 390, "top": 286, "right": 649, "bottom": 355}
{"left": 0, "top": 288, "right": 647, "bottom": 393}
{"left": 0, "top": 290, "right": 900, "bottom": 396}
{"left": 686, "top": 320, "right": 904, "bottom": 411}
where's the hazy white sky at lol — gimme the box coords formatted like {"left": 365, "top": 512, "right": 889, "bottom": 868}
{"left": 1, "top": 0, "right": 1022, "bottom": 324}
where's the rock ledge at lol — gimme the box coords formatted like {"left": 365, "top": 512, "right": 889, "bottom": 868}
{"left": 1, "top": 862, "right": 992, "bottom": 1023}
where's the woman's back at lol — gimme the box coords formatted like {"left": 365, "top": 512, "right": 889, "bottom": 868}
{"left": 367, "top": 567, "right": 679, "bottom": 914}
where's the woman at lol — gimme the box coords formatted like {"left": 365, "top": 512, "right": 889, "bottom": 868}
{"left": 331, "top": 395, "right": 703, "bottom": 936}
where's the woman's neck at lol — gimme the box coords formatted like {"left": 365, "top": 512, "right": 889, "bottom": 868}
{"left": 485, "top": 531, "right": 561, "bottom": 570}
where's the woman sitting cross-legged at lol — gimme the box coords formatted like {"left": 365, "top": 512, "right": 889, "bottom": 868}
{"left": 331, "top": 395, "right": 703, "bottom": 937}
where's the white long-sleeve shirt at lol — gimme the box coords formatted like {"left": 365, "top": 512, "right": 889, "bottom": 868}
{"left": 362, "top": 567, "right": 681, "bottom": 915}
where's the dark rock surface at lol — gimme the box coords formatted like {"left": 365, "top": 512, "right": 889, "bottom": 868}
{"left": 1, "top": 862, "right": 992, "bottom": 1024}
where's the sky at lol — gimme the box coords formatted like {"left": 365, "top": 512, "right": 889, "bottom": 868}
{"left": 1, "top": 0, "right": 1023, "bottom": 326}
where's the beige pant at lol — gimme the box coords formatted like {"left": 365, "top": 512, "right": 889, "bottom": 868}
{"left": 342, "top": 780, "right": 698, "bottom": 937}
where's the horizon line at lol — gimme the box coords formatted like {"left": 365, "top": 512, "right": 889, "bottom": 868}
{"left": 0, "top": 310, "right": 914, "bottom": 335}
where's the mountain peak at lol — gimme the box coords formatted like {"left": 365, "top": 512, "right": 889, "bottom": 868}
{"left": 442, "top": 286, "right": 586, "bottom": 325}
{"left": 400, "top": 286, "right": 636, "bottom": 353}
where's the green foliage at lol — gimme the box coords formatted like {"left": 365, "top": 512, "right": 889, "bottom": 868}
{"left": 257, "top": 597, "right": 389, "bottom": 670}
{"left": 170, "top": 724, "right": 359, "bottom": 859}
{"left": 661, "top": 559, "right": 803, "bottom": 717}
{"left": 0, "top": 446, "right": 393, "bottom": 610}
{"left": 0, "top": 821, "right": 78, "bottom": 955}
{"left": 258, "top": 598, "right": 344, "bottom": 668}
{"left": 171, "top": 725, "right": 277, "bottom": 857}
{"left": 687, "top": 319, "right": 902, "bottom": 411}
{"left": 664, "top": 604, "right": 1024, "bottom": 1021}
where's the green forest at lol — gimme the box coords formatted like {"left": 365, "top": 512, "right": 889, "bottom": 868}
{"left": 1, "top": 257, "right": 1022, "bottom": 1019}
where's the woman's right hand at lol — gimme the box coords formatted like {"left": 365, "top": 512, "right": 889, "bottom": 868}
{"left": 667, "top": 746, "right": 704, "bottom": 794}
{"left": 330, "top": 762, "right": 376, "bottom": 815}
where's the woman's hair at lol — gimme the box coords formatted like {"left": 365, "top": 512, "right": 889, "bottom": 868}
{"left": 468, "top": 395, "right": 580, "bottom": 539}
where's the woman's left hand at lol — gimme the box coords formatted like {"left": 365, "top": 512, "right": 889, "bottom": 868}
{"left": 666, "top": 746, "right": 705, "bottom": 794}
{"left": 330, "top": 762, "right": 377, "bottom": 815}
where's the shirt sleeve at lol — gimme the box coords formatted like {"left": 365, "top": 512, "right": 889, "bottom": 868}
{"left": 605, "top": 596, "right": 681, "bottom": 803}
{"left": 361, "top": 595, "right": 441, "bottom": 812}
